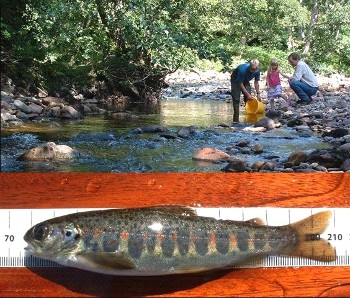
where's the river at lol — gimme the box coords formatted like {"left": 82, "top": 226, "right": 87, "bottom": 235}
{"left": 0, "top": 99, "right": 329, "bottom": 172}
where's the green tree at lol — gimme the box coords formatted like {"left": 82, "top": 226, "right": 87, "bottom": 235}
{"left": 1, "top": 0, "right": 349, "bottom": 109}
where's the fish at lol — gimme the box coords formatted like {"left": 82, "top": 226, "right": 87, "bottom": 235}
{"left": 23, "top": 206, "right": 336, "bottom": 276}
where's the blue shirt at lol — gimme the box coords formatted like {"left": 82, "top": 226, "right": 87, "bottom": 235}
{"left": 232, "top": 63, "right": 260, "bottom": 83}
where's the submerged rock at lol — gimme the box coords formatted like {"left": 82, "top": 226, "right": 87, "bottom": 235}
{"left": 254, "top": 117, "right": 276, "bottom": 130}
{"left": 136, "top": 125, "right": 167, "bottom": 133}
{"left": 177, "top": 126, "right": 196, "bottom": 139}
{"left": 251, "top": 144, "right": 264, "bottom": 154}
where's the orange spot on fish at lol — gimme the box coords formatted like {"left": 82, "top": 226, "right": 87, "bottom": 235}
{"left": 121, "top": 232, "right": 129, "bottom": 240}
{"left": 192, "top": 234, "right": 200, "bottom": 241}
{"left": 93, "top": 228, "right": 102, "bottom": 236}
{"left": 171, "top": 233, "right": 177, "bottom": 241}
{"left": 230, "top": 235, "right": 237, "bottom": 246}
{"left": 157, "top": 233, "right": 164, "bottom": 241}
{"left": 208, "top": 234, "right": 217, "bottom": 250}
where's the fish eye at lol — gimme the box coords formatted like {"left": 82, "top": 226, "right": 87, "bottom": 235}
{"left": 33, "top": 224, "right": 48, "bottom": 241}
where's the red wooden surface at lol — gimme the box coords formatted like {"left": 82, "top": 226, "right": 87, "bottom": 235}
{"left": 0, "top": 172, "right": 349, "bottom": 297}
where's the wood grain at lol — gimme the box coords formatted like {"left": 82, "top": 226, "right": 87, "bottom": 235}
{"left": 0, "top": 173, "right": 349, "bottom": 297}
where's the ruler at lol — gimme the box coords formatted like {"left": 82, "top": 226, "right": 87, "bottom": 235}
{"left": 1, "top": 207, "right": 349, "bottom": 268}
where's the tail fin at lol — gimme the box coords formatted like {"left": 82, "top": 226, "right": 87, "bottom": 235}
{"left": 289, "top": 211, "right": 336, "bottom": 262}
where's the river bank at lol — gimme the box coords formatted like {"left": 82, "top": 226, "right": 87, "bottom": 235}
{"left": 1, "top": 70, "right": 350, "bottom": 173}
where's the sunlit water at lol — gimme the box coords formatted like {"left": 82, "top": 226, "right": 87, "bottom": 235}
{"left": 1, "top": 99, "right": 329, "bottom": 172}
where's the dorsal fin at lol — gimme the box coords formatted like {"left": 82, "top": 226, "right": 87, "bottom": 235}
{"left": 245, "top": 217, "right": 265, "bottom": 226}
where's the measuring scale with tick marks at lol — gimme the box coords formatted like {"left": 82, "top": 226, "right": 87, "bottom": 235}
{"left": 1, "top": 207, "right": 349, "bottom": 268}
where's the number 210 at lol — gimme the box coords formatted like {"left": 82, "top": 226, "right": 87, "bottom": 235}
{"left": 328, "top": 234, "right": 342, "bottom": 241}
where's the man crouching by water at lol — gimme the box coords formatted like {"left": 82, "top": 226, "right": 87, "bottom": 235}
{"left": 284, "top": 52, "right": 319, "bottom": 105}
{"left": 230, "top": 59, "right": 262, "bottom": 123}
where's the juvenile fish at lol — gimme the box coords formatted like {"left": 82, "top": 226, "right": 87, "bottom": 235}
{"left": 23, "top": 206, "right": 336, "bottom": 275}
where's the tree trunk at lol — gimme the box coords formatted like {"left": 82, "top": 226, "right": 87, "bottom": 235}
{"left": 302, "top": 0, "right": 319, "bottom": 56}
{"left": 287, "top": 27, "right": 295, "bottom": 50}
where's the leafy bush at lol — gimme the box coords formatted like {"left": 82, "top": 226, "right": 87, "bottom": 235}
{"left": 1, "top": 0, "right": 349, "bottom": 101}
{"left": 39, "top": 62, "right": 94, "bottom": 94}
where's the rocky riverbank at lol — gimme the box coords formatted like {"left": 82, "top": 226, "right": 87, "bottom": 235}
{"left": 162, "top": 70, "right": 350, "bottom": 172}
{"left": 1, "top": 69, "right": 350, "bottom": 172}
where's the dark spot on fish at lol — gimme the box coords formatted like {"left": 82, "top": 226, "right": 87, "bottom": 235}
{"left": 146, "top": 229, "right": 157, "bottom": 253}
{"left": 215, "top": 230, "right": 230, "bottom": 254}
{"left": 102, "top": 233, "right": 120, "bottom": 252}
{"left": 177, "top": 227, "right": 190, "bottom": 255}
{"left": 194, "top": 229, "right": 208, "bottom": 256}
{"left": 254, "top": 231, "right": 266, "bottom": 250}
{"left": 161, "top": 228, "right": 175, "bottom": 258}
{"left": 268, "top": 231, "right": 285, "bottom": 249}
{"left": 84, "top": 233, "right": 99, "bottom": 252}
{"left": 128, "top": 231, "right": 144, "bottom": 259}
{"left": 237, "top": 229, "right": 249, "bottom": 251}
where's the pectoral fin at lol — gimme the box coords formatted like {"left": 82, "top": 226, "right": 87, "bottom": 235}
{"left": 76, "top": 252, "right": 136, "bottom": 270}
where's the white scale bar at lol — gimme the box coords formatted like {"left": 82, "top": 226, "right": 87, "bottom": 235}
{"left": 0, "top": 207, "right": 349, "bottom": 268}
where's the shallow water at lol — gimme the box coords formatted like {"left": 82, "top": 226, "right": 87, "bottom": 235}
{"left": 1, "top": 99, "right": 329, "bottom": 172}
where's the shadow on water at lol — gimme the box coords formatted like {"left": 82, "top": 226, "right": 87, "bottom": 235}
{"left": 1, "top": 99, "right": 330, "bottom": 172}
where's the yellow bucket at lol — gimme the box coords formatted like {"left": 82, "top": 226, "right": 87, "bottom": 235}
{"left": 245, "top": 97, "right": 265, "bottom": 114}
{"left": 245, "top": 113, "right": 265, "bottom": 124}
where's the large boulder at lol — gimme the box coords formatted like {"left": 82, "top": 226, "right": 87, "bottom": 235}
{"left": 285, "top": 151, "right": 308, "bottom": 167}
{"left": 341, "top": 159, "right": 350, "bottom": 172}
{"left": 322, "top": 128, "right": 349, "bottom": 138}
{"left": 222, "top": 156, "right": 249, "bottom": 172}
{"left": 306, "top": 149, "right": 349, "bottom": 168}
{"left": 60, "top": 106, "right": 82, "bottom": 119}
{"left": 14, "top": 99, "right": 32, "bottom": 114}
{"left": 192, "top": 147, "right": 230, "bottom": 162}
{"left": 17, "top": 142, "right": 79, "bottom": 161}
{"left": 338, "top": 143, "right": 350, "bottom": 154}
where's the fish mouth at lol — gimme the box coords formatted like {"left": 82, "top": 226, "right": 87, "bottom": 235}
{"left": 24, "top": 243, "right": 38, "bottom": 255}
{"left": 24, "top": 242, "right": 47, "bottom": 256}
{"left": 24, "top": 244, "right": 53, "bottom": 260}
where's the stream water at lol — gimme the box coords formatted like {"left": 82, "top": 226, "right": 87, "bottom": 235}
{"left": 1, "top": 99, "right": 329, "bottom": 172}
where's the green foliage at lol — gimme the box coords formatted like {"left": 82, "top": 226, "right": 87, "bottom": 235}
{"left": 39, "top": 61, "right": 94, "bottom": 92}
{"left": 1, "top": 0, "right": 349, "bottom": 98}
{"left": 195, "top": 58, "right": 224, "bottom": 72}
